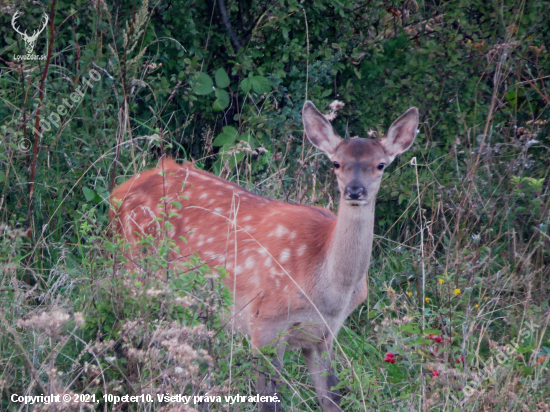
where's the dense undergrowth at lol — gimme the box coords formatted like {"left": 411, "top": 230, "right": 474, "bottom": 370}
{"left": 1, "top": 0, "right": 549, "bottom": 410}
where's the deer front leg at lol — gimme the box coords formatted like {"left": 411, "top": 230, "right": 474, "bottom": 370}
{"left": 302, "top": 340, "right": 341, "bottom": 412}
{"left": 255, "top": 342, "right": 285, "bottom": 412}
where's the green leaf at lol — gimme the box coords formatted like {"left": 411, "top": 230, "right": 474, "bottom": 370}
{"left": 194, "top": 72, "right": 214, "bottom": 95}
{"left": 282, "top": 27, "right": 290, "bottom": 40}
{"left": 83, "top": 187, "right": 97, "bottom": 202}
{"left": 240, "top": 77, "right": 251, "bottom": 94}
{"left": 250, "top": 75, "right": 270, "bottom": 94}
{"left": 506, "top": 90, "right": 517, "bottom": 106}
{"left": 215, "top": 68, "right": 230, "bottom": 88}
{"left": 170, "top": 201, "right": 182, "bottom": 210}
{"left": 212, "top": 126, "right": 239, "bottom": 147}
{"left": 212, "top": 89, "right": 230, "bottom": 111}
{"left": 516, "top": 345, "right": 536, "bottom": 354}
{"left": 402, "top": 324, "right": 421, "bottom": 335}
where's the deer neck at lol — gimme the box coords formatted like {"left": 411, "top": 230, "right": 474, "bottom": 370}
{"left": 325, "top": 200, "right": 375, "bottom": 286}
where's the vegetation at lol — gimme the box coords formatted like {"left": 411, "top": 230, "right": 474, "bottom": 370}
{"left": 1, "top": 0, "right": 549, "bottom": 410}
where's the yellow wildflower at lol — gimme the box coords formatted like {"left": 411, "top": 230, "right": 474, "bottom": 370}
{"left": 475, "top": 304, "right": 479, "bottom": 308}
{"left": 407, "top": 291, "right": 412, "bottom": 297}
{"left": 425, "top": 297, "right": 430, "bottom": 303}
{"left": 454, "top": 289, "right": 461, "bottom": 295}
{"left": 438, "top": 278, "right": 444, "bottom": 284}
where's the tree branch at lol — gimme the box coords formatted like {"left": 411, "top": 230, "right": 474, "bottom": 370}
{"left": 28, "top": 0, "right": 57, "bottom": 237}
{"left": 217, "top": 0, "right": 242, "bottom": 53}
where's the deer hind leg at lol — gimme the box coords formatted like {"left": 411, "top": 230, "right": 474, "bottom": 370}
{"left": 255, "top": 341, "right": 286, "bottom": 412}
{"left": 302, "top": 340, "right": 341, "bottom": 412}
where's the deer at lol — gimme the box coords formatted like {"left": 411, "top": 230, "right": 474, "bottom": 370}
{"left": 11, "top": 11, "right": 49, "bottom": 55}
{"left": 110, "top": 101, "right": 419, "bottom": 411}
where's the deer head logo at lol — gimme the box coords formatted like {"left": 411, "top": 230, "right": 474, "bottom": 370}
{"left": 12, "top": 11, "right": 49, "bottom": 55}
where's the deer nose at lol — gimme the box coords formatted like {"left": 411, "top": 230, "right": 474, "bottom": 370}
{"left": 344, "top": 185, "right": 366, "bottom": 200}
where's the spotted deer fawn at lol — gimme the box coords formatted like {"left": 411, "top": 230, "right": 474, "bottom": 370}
{"left": 110, "top": 101, "right": 419, "bottom": 411}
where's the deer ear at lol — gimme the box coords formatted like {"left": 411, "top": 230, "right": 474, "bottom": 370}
{"left": 379, "top": 107, "right": 419, "bottom": 163}
{"left": 302, "top": 101, "right": 342, "bottom": 157}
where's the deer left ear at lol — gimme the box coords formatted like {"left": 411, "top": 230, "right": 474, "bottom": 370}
{"left": 379, "top": 107, "right": 419, "bottom": 164}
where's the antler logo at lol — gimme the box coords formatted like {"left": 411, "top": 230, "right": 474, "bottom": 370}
{"left": 12, "top": 11, "right": 49, "bottom": 55}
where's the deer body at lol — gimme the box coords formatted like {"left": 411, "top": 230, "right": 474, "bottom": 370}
{"left": 111, "top": 101, "right": 419, "bottom": 411}
{"left": 112, "top": 161, "right": 367, "bottom": 343}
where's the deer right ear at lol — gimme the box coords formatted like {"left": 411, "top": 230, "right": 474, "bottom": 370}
{"left": 302, "top": 101, "right": 342, "bottom": 157}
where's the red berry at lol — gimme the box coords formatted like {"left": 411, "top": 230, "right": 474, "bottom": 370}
{"left": 429, "top": 334, "right": 443, "bottom": 343}
{"left": 456, "top": 355, "right": 465, "bottom": 364}
{"left": 384, "top": 352, "right": 396, "bottom": 363}
{"left": 432, "top": 370, "right": 439, "bottom": 377}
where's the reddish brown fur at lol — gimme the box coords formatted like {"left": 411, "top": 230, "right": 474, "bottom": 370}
{"left": 110, "top": 158, "right": 336, "bottom": 343}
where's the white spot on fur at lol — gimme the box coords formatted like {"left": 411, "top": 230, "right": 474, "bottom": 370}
{"left": 249, "top": 274, "right": 260, "bottom": 288}
{"left": 245, "top": 256, "right": 256, "bottom": 269}
{"left": 297, "top": 244, "right": 307, "bottom": 257}
{"left": 270, "top": 224, "right": 288, "bottom": 238}
{"left": 208, "top": 199, "right": 215, "bottom": 205}
{"left": 207, "top": 237, "right": 214, "bottom": 243}
{"left": 214, "top": 207, "right": 223, "bottom": 213}
{"left": 244, "top": 225, "right": 254, "bottom": 232}
{"left": 279, "top": 249, "right": 290, "bottom": 263}
{"left": 200, "top": 193, "right": 208, "bottom": 199}
{"left": 264, "top": 257, "right": 272, "bottom": 268}
{"left": 234, "top": 265, "right": 243, "bottom": 275}
{"left": 242, "top": 215, "right": 252, "bottom": 222}
{"left": 290, "top": 231, "right": 297, "bottom": 239}
{"left": 197, "top": 241, "right": 204, "bottom": 247}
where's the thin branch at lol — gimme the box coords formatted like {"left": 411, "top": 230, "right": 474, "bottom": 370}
{"left": 217, "top": 0, "right": 242, "bottom": 53}
{"left": 28, "top": 0, "right": 57, "bottom": 237}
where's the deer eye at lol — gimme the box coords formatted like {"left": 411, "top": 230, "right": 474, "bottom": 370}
{"left": 333, "top": 161, "right": 340, "bottom": 169}
{"left": 377, "top": 163, "right": 385, "bottom": 171}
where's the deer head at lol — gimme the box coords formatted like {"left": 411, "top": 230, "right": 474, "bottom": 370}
{"left": 302, "top": 101, "right": 419, "bottom": 207}
{"left": 12, "top": 11, "right": 49, "bottom": 55}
